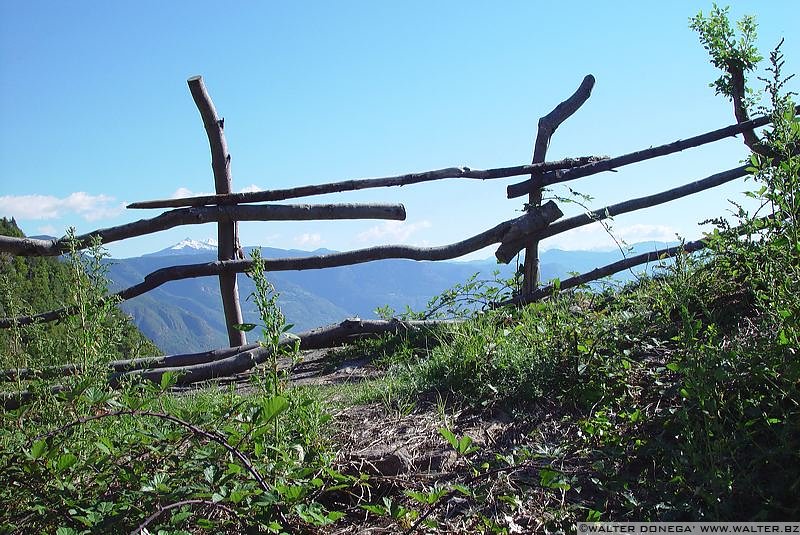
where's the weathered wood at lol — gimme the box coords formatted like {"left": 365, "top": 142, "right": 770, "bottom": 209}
{"left": 522, "top": 75, "right": 595, "bottom": 295}
{"left": 0, "top": 203, "right": 407, "bottom": 256}
{"left": 498, "top": 238, "right": 711, "bottom": 307}
{"left": 0, "top": 163, "right": 747, "bottom": 330}
{"left": 1, "top": 344, "right": 260, "bottom": 382}
{"left": 115, "top": 318, "right": 455, "bottom": 386}
{"left": 506, "top": 105, "right": 800, "bottom": 198}
{"left": 0, "top": 204, "right": 563, "bottom": 329}
{"left": 0, "top": 319, "right": 454, "bottom": 408}
{"left": 537, "top": 165, "right": 748, "bottom": 241}
{"left": 188, "top": 75, "right": 245, "bottom": 347}
{"left": 495, "top": 201, "right": 563, "bottom": 263}
{"left": 126, "top": 156, "right": 607, "bottom": 209}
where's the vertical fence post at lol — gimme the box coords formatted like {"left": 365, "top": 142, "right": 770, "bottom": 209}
{"left": 520, "top": 75, "right": 596, "bottom": 297}
{"left": 187, "top": 76, "right": 246, "bottom": 347}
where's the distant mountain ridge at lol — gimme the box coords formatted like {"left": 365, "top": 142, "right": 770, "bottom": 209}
{"left": 144, "top": 237, "right": 218, "bottom": 256}
{"left": 108, "top": 240, "right": 676, "bottom": 354}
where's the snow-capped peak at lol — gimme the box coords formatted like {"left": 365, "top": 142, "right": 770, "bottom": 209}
{"left": 170, "top": 238, "right": 218, "bottom": 251}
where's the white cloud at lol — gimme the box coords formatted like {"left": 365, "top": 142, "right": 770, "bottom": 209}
{"left": 37, "top": 224, "right": 57, "bottom": 236}
{"left": 294, "top": 233, "right": 322, "bottom": 247}
{"left": 171, "top": 187, "right": 199, "bottom": 199}
{"left": 616, "top": 224, "right": 678, "bottom": 244}
{"left": 356, "top": 220, "right": 432, "bottom": 245}
{"left": 541, "top": 222, "right": 679, "bottom": 251}
{"left": 0, "top": 192, "right": 124, "bottom": 222}
{"left": 238, "top": 184, "right": 262, "bottom": 193}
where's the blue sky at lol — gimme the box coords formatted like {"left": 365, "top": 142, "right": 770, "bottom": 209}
{"left": 0, "top": 1, "right": 796, "bottom": 259}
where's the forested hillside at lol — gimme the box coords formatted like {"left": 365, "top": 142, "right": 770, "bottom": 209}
{"left": 0, "top": 217, "right": 160, "bottom": 367}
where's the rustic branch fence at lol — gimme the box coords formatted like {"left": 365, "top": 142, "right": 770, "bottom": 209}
{"left": 1, "top": 74, "right": 792, "bottom": 405}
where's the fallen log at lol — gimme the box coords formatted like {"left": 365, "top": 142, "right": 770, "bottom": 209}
{"left": 1, "top": 318, "right": 455, "bottom": 409}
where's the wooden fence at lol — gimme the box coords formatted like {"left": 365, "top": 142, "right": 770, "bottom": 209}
{"left": 0, "top": 74, "right": 790, "bottom": 394}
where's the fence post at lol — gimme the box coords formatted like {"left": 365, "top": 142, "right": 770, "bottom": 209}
{"left": 521, "top": 75, "right": 595, "bottom": 297}
{"left": 187, "top": 76, "right": 246, "bottom": 347}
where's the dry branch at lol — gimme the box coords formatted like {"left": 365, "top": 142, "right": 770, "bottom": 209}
{"left": 0, "top": 203, "right": 406, "bottom": 257}
{"left": 523, "top": 74, "right": 595, "bottom": 294}
{"left": 502, "top": 238, "right": 710, "bottom": 307}
{"left": 506, "top": 105, "right": 800, "bottom": 198}
{"left": 538, "top": 164, "right": 749, "bottom": 240}
{"left": 126, "top": 156, "right": 606, "bottom": 209}
{"left": 116, "top": 318, "right": 455, "bottom": 386}
{"left": 0, "top": 160, "right": 745, "bottom": 330}
{"left": 188, "top": 75, "right": 243, "bottom": 346}
{"left": 1, "top": 319, "right": 454, "bottom": 408}
{"left": 0, "top": 203, "right": 562, "bottom": 328}
{"left": 1, "top": 344, "right": 261, "bottom": 382}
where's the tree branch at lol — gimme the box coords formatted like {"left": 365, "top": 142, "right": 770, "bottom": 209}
{"left": 188, "top": 75, "right": 244, "bottom": 346}
{"left": 506, "top": 106, "right": 799, "bottom": 198}
{"left": 0, "top": 203, "right": 406, "bottom": 256}
{"left": 523, "top": 74, "right": 595, "bottom": 294}
{"left": 126, "top": 156, "right": 606, "bottom": 210}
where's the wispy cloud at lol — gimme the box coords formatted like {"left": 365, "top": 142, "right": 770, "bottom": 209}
{"left": 294, "top": 232, "right": 322, "bottom": 247}
{"left": 0, "top": 192, "right": 124, "bottom": 222}
{"left": 541, "top": 222, "right": 679, "bottom": 251}
{"left": 616, "top": 224, "right": 678, "bottom": 244}
{"left": 238, "top": 184, "right": 262, "bottom": 193}
{"left": 37, "top": 224, "right": 58, "bottom": 236}
{"left": 356, "top": 220, "right": 432, "bottom": 245}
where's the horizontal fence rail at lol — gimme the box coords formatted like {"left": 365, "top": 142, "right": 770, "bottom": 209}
{"left": 1, "top": 74, "right": 793, "bottom": 392}
{"left": 0, "top": 159, "right": 766, "bottom": 329}
{"left": 126, "top": 156, "right": 607, "bottom": 210}
{"left": 506, "top": 105, "right": 799, "bottom": 198}
{"left": 0, "top": 202, "right": 407, "bottom": 257}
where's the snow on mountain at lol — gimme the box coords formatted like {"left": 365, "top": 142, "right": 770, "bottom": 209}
{"left": 171, "top": 238, "right": 218, "bottom": 251}
{"left": 145, "top": 238, "right": 218, "bottom": 256}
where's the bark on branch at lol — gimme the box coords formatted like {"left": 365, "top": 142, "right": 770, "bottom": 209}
{"left": 497, "top": 238, "right": 711, "bottom": 307}
{"left": 537, "top": 165, "right": 748, "bottom": 241}
{"left": 506, "top": 106, "right": 800, "bottom": 198}
{"left": 1, "top": 318, "right": 455, "bottom": 408}
{"left": 126, "top": 156, "right": 606, "bottom": 210}
{"left": 188, "top": 75, "right": 244, "bottom": 346}
{"left": 114, "top": 318, "right": 455, "bottom": 386}
{"left": 523, "top": 74, "right": 595, "bottom": 294}
{"left": 0, "top": 203, "right": 407, "bottom": 256}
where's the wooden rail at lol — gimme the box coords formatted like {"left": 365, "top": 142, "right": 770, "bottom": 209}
{"left": 0, "top": 75, "right": 789, "bottom": 357}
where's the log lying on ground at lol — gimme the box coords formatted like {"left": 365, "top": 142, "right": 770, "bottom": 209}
{"left": 0, "top": 203, "right": 407, "bottom": 257}
{"left": 0, "top": 318, "right": 455, "bottom": 409}
{"left": 1, "top": 344, "right": 261, "bottom": 382}
{"left": 115, "top": 318, "right": 456, "bottom": 386}
{"left": 0, "top": 202, "right": 563, "bottom": 328}
{"left": 127, "top": 156, "right": 607, "bottom": 210}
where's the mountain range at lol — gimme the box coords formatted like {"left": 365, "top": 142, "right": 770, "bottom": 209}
{"left": 106, "top": 238, "right": 674, "bottom": 354}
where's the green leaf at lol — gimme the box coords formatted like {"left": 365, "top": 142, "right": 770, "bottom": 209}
{"left": 56, "top": 453, "right": 78, "bottom": 472}
{"left": 171, "top": 510, "right": 193, "bottom": 525}
{"left": 438, "top": 428, "right": 458, "bottom": 450}
{"left": 160, "top": 371, "right": 177, "bottom": 390}
{"left": 30, "top": 439, "right": 48, "bottom": 459}
{"left": 232, "top": 323, "right": 258, "bottom": 332}
{"left": 260, "top": 395, "right": 289, "bottom": 424}
{"left": 95, "top": 438, "right": 113, "bottom": 456}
